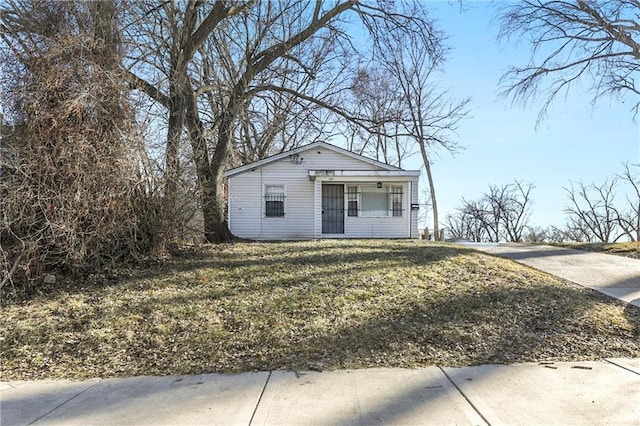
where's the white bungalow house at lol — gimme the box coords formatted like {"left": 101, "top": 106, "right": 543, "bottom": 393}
{"left": 224, "top": 141, "right": 420, "bottom": 240}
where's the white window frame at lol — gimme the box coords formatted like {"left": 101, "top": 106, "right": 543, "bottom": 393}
{"left": 263, "top": 184, "right": 286, "bottom": 218}
{"left": 360, "top": 184, "right": 389, "bottom": 218}
{"left": 346, "top": 185, "right": 359, "bottom": 217}
{"left": 391, "top": 185, "right": 404, "bottom": 217}
{"left": 345, "top": 184, "right": 404, "bottom": 218}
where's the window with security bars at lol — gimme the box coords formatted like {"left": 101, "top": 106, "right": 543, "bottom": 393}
{"left": 391, "top": 186, "right": 403, "bottom": 217}
{"left": 265, "top": 185, "right": 285, "bottom": 217}
{"left": 347, "top": 186, "right": 358, "bottom": 216}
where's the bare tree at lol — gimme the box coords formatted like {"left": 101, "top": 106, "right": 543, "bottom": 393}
{"left": 499, "top": 1, "right": 640, "bottom": 120}
{"left": 444, "top": 212, "right": 467, "bottom": 241}
{"left": 490, "top": 181, "right": 534, "bottom": 242}
{"left": 126, "top": 0, "right": 442, "bottom": 243}
{"left": 615, "top": 162, "right": 640, "bottom": 241}
{"left": 446, "top": 181, "right": 535, "bottom": 242}
{"left": 376, "top": 26, "right": 471, "bottom": 241}
{"left": 197, "top": 7, "right": 346, "bottom": 167}
{"left": 348, "top": 65, "right": 412, "bottom": 167}
{"left": 563, "top": 179, "right": 622, "bottom": 243}
{"left": 125, "top": 0, "right": 251, "bottom": 243}
{"left": 557, "top": 164, "right": 639, "bottom": 243}
{"left": 445, "top": 199, "right": 490, "bottom": 242}
{"left": 524, "top": 226, "right": 550, "bottom": 243}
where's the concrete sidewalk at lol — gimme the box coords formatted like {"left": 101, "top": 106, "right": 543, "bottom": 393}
{"left": 467, "top": 243, "right": 640, "bottom": 308}
{"left": 2, "top": 359, "right": 639, "bottom": 425}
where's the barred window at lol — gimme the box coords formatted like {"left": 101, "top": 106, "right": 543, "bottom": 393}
{"left": 391, "top": 186, "right": 403, "bottom": 217}
{"left": 347, "top": 185, "right": 359, "bottom": 217}
{"left": 265, "top": 185, "right": 285, "bottom": 217}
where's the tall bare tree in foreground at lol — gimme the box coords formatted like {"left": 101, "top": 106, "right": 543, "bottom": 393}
{"left": 125, "top": 1, "right": 251, "bottom": 243}
{"left": 499, "top": 0, "right": 640, "bottom": 120}
{"left": 376, "top": 28, "right": 470, "bottom": 240}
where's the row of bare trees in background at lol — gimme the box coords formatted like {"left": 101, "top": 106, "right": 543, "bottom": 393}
{"left": 444, "top": 0, "right": 640, "bottom": 244}
{"left": 445, "top": 181, "right": 534, "bottom": 243}
{"left": 555, "top": 163, "right": 639, "bottom": 243}
{"left": 445, "top": 164, "right": 639, "bottom": 243}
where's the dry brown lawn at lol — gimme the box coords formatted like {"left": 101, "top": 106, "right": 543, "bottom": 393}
{"left": 2, "top": 240, "right": 638, "bottom": 380}
{"left": 554, "top": 241, "right": 640, "bottom": 259}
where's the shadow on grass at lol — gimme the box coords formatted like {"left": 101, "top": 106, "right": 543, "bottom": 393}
{"left": 3, "top": 241, "right": 639, "bottom": 425}
{"left": 4, "top": 241, "right": 474, "bottom": 301}
{"left": 111, "top": 272, "right": 639, "bottom": 376}
{"left": 253, "top": 284, "right": 640, "bottom": 372}
{"left": 2, "top": 240, "right": 639, "bottom": 380}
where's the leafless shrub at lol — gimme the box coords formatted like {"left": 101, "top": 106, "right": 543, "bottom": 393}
{"left": 0, "top": 1, "right": 167, "bottom": 291}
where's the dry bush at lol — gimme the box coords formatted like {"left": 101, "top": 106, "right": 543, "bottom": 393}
{"left": 0, "top": 1, "right": 168, "bottom": 291}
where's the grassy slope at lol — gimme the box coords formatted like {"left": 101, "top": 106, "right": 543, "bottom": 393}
{"left": 2, "top": 240, "right": 638, "bottom": 380}
{"left": 554, "top": 241, "right": 640, "bottom": 259}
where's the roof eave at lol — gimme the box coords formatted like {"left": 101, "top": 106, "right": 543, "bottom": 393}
{"left": 223, "top": 141, "right": 402, "bottom": 178}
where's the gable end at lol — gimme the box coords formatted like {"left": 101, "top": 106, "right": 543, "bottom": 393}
{"left": 224, "top": 141, "right": 401, "bottom": 178}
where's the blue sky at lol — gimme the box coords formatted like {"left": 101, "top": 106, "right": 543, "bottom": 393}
{"left": 404, "top": 1, "right": 639, "bottom": 230}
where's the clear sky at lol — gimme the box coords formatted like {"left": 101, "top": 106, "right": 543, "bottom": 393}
{"left": 405, "top": 1, "right": 640, "bottom": 231}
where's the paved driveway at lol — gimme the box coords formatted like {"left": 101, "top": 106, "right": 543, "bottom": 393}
{"left": 467, "top": 243, "right": 640, "bottom": 308}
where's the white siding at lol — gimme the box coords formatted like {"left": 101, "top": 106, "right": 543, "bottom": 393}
{"left": 410, "top": 176, "right": 419, "bottom": 238}
{"left": 301, "top": 147, "right": 392, "bottom": 171}
{"left": 228, "top": 165, "right": 315, "bottom": 240}
{"left": 316, "top": 181, "right": 412, "bottom": 239}
{"left": 228, "top": 146, "right": 418, "bottom": 240}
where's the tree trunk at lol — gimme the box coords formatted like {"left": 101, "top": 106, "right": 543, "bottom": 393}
{"left": 419, "top": 143, "right": 439, "bottom": 241}
{"left": 207, "top": 172, "right": 233, "bottom": 243}
{"left": 183, "top": 76, "right": 233, "bottom": 243}
{"left": 204, "top": 107, "right": 237, "bottom": 243}
{"left": 165, "top": 97, "right": 183, "bottom": 205}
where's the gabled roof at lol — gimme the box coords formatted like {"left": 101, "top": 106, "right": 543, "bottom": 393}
{"left": 224, "top": 141, "right": 402, "bottom": 178}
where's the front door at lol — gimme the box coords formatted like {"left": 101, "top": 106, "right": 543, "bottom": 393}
{"left": 322, "top": 184, "right": 344, "bottom": 234}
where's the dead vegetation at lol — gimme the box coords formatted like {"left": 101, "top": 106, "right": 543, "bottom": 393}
{"left": 1, "top": 240, "right": 638, "bottom": 380}
{"left": 0, "top": 1, "right": 172, "bottom": 291}
{"left": 553, "top": 242, "right": 640, "bottom": 260}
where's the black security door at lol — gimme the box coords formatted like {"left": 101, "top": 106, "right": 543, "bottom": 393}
{"left": 322, "top": 184, "right": 344, "bottom": 234}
